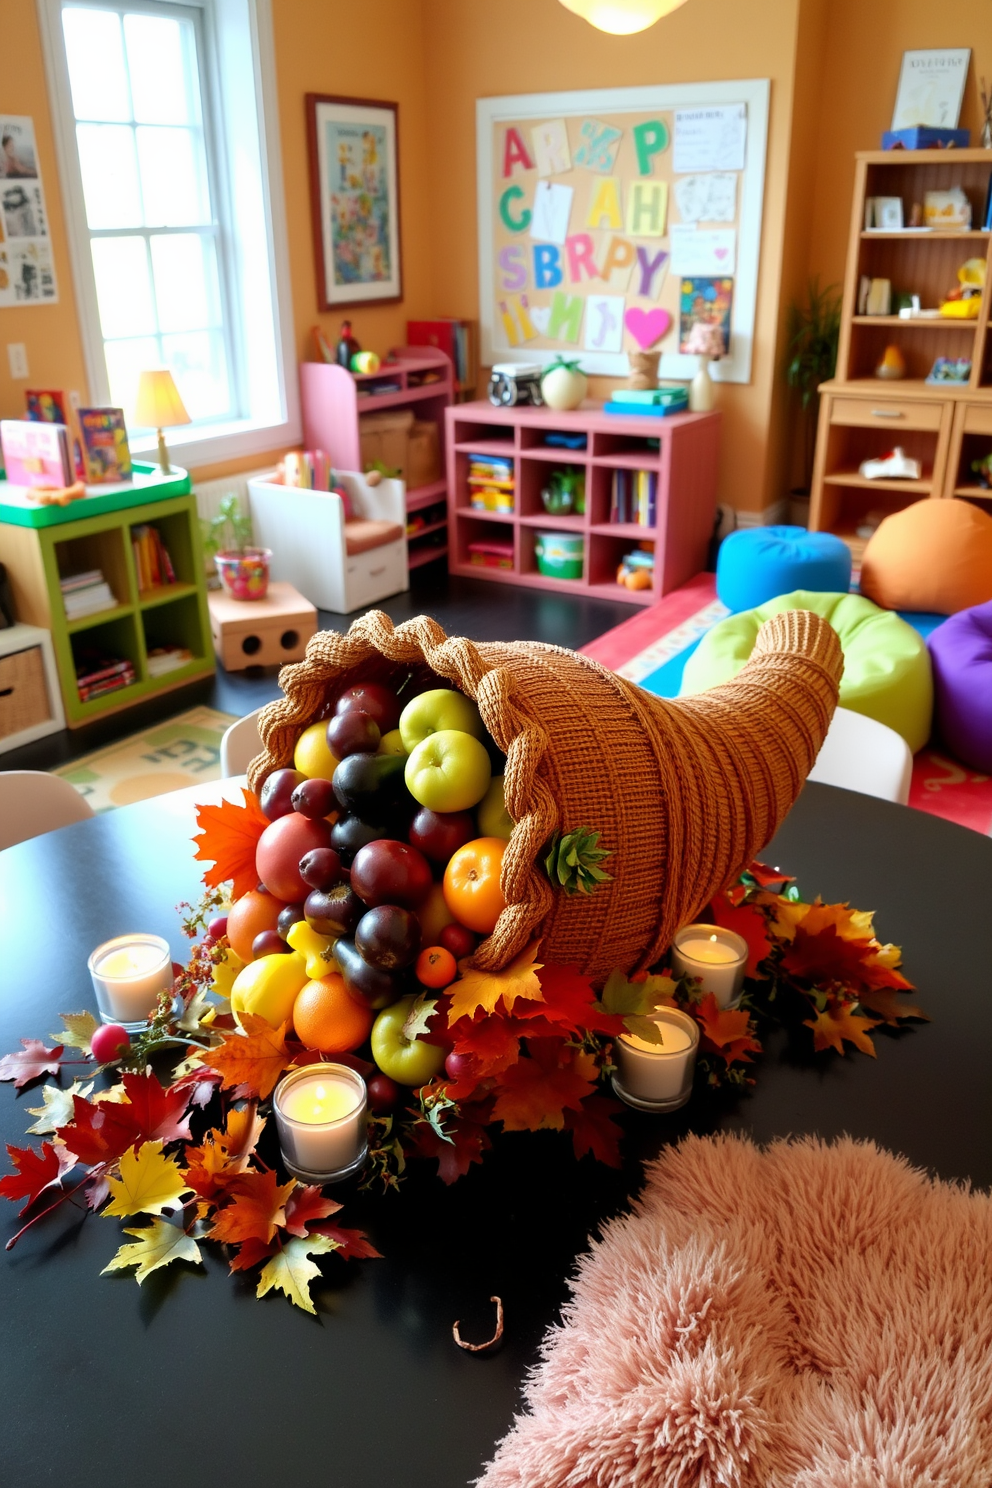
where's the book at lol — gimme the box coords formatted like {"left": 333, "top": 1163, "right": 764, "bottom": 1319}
{"left": 0, "top": 419, "right": 73, "bottom": 487}
{"left": 603, "top": 400, "right": 686, "bottom": 418}
{"left": 130, "top": 525, "right": 175, "bottom": 592}
{"left": 146, "top": 645, "right": 193, "bottom": 677}
{"left": 77, "top": 408, "right": 132, "bottom": 484}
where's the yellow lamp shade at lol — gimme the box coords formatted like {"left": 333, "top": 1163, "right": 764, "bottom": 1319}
{"left": 558, "top": 0, "right": 688, "bottom": 33}
{"left": 134, "top": 369, "right": 191, "bottom": 430}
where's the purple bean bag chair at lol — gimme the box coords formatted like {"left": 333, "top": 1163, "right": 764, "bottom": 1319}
{"left": 928, "top": 599, "right": 992, "bottom": 773}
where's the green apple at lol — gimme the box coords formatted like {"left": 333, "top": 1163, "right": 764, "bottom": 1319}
{"left": 399, "top": 688, "right": 485, "bottom": 752}
{"left": 371, "top": 995, "right": 447, "bottom": 1086}
{"left": 405, "top": 729, "right": 492, "bottom": 813}
{"left": 477, "top": 775, "right": 514, "bottom": 840}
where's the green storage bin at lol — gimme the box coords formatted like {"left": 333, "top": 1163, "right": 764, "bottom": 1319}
{"left": 535, "top": 531, "right": 584, "bottom": 581}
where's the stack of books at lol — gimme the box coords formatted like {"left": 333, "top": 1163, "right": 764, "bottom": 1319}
{"left": 131, "top": 525, "right": 176, "bottom": 591}
{"left": 468, "top": 453, "right": 514, "bottom": 513}
{"left": 603, "top": 387, "right": 689, "bottom": 418}
{"left": 146, "top": 645, "right": 193, "bottom": 678}
{"left": 610, "top": 469, "right": 657, "bottom": 527}
{"left": 75, "top": 646, "right": 135, "bottom": 703}
{"left": 61, "top": 570, "right": 117, "bottom": 620}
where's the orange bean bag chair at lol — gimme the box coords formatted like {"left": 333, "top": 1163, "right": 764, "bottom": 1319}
{"left": 860, "top": 499, "right": 992, "bottom": 615}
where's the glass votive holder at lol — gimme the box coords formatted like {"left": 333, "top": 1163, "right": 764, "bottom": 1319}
{"left": 611, "top": 1006, "right": 700, "bottom": 1112}
{"left": 273, "top": 1064, "right": 368, "bottom": 1184}
{"left": 670, "top": 923, "right": 748, "bottom": 1009}
{"left": 87, "top": 933, "right": 174, "bottom": 1032}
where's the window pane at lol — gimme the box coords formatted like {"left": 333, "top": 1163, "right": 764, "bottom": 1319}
{"left": 151, "top": 233, "right": 219, "bottom": 332}
{"left": 137, "top": 127, "right": 209, "bottom": 226}
{"left": 105, "top": 335, "right": 161, "bottom": 421}
{"left": 62, "top": 8, "right": 131, "bottom": 122}
{"left": 124, "top": 13, "right": 198, "bottom": 127}
{"left": 161, "top": 330, "right": 230, "bottom": 420}
{"left": 76, "top": 123, "right": 142, "bottom": 229}
{"left": 91, "top": 236, "right": 156, "bottom": 338}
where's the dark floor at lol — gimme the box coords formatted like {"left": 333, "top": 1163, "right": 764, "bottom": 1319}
{"left": 5, "top": 559, "right": 638, "bottom": 772}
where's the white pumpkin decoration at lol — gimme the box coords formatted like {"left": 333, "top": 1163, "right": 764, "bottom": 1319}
{"left": 541, "top": 357, "right": 588, "bottom": 411}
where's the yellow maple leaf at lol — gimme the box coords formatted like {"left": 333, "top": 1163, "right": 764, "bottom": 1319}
{"left": 101, "top": 1217, "right": 202, "bottom": 1284}
{"left": 102, "top": 1140, "right": 193, "bottom": 1218}
{"left": 804, "top": 1004, "right": 880, "bottom": 1057}
{"left": 446, "top": 942, "right": 544, "bottom": 1025}
{"left": 256, "top": 1233, "right": 338, "bottom": 1313}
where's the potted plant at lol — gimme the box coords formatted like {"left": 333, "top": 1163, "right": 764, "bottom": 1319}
{"left": 541, "top": 466, "right": 586, "bottom": 516}
{"left": 786, "top": 279, "right": 841, "bottom": 502}
{"left": 202, "top": 493, "right": 272, "bottom": 601}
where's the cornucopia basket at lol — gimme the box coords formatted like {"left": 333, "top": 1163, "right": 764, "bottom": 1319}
{"left": 248, "top": 609, "right": 842, "bottom": 985}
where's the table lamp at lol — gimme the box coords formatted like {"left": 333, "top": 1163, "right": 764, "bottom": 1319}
{"left": 134, "top": 369, "right": 191, "bottom": 475}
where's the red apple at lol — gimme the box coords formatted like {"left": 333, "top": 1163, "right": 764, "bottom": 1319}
{"left": 328, "top": 709, "right": 381, "bottom": 759}
{"left": 408, "top": 807, "right": 475, "bottom": 865}
{"left": 256, "top": 812, "right": 332, "bottom": 902}
{"left": 366, "top": 1072, "right": 400, "bottom": 1113}
{"left": 350, "top": 839, "right": 432, "bottom": 910}
{"left": 335, "top": 682, "right": 401, "bottom": 733}
{"left": 439, "top": 922, "right": 476, "bottom": 959}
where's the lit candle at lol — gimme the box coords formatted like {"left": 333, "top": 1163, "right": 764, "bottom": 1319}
{"left": 612, "top": 1007, "right": 699, "bottom": 1111}
{"left": 87, "top": 933, "right": 173, "bottom": 1031}
{"left": 273, "top": 1064, "right": 368, "bottom": 1183}
{"left": 671, "top": 923, "right": 748, "bottom": 1009}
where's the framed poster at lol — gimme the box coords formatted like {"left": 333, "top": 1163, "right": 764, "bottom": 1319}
{"left": 306, "top": 94, "right": 402, "bottom": 309}
{"left": 0, "top": 114, "right": 58, "bottom": 306}
{"left": 476, "top": 79, "right": 768, "bottom": 381}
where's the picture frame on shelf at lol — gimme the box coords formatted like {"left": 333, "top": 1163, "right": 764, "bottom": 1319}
{"left": 305, "top": 94, "right": 402, "bottom": 310}
{"left": 891, "top": 49, "right": 970, "bottom": 131}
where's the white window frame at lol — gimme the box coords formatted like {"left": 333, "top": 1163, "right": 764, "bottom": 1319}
{"left": 37, "top": 0, "right": 300, "bottom": 467}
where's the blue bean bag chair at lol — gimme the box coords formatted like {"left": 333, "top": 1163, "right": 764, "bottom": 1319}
{"left": 716, "top": 525, "right": 852, "bottom": 613}
{"left": 928, "top": 599, "right": 992, "bottom": 773}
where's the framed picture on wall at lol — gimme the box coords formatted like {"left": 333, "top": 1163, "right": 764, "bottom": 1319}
{"left": 306, "top": 94, "right": 402, "bottom": 309}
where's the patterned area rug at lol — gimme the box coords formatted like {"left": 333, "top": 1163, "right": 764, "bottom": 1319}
{"left": 54, "top": 706, "right": 237, "bottom": 812}
{"left": 582, "top": 577, "right": 992, "bottom": 835}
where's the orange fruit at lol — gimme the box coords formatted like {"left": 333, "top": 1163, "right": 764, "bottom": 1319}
{"left": 292, "top": 973, "right": 374, "bottom": 1053}
{"left": 227, "top": 889, "right": 286, "bottom": 962}
{"left": 443, "top": 837, "right": 507, "bottom": 934}
{"left": 415, "top": 945, "right": 457, "bottom": 989}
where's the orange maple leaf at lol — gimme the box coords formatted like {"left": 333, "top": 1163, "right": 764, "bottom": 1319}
{"left": 782, "top": 923, "right": 912, "bottom": 993}
{"left": 564, "top": 1094, "right": 624, "bottom": 1167}
{"left": 804, "top": 1003, "right": 880, "bottom": 1057}
{"left": 208, "top": 1168, "right": 296, "bottom": 1245}
{"left": 491, "top": 1038, "right": 597, "bottom": 1132}
{"left": 201, "top": 1015, "right": 292, "bottom": 1100}
{"left": 192, "top": 788, "right": 269, "bottom": 899}
{"left": 856, "top": 986, "right": 929, "bottom": 1025}
{"left": 185, "top": 1103, "right": 266, "bottom": 1200}
{"left": 694, "top": 993, "right": 762, "bottom": 1064}
{"left": 446, "top": 942, "right": 544, "bottom": 1024}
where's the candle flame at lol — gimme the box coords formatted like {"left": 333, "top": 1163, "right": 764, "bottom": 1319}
{"left": 710, "top": 934, "right": 717, "bottom": 943}
{"left": 315, "top": 1084, "right": 326, "bottom": 1099}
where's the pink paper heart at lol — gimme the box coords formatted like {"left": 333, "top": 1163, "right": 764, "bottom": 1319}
{"left": 624, "top": 306, "right": 672, "bottom": 350}
{"left": 715, "top": 247, "right": 729, "bottom": 260}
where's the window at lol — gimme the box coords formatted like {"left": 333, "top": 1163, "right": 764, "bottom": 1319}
{"left": 40, "top": 0, "right": 298, "bottom": 463}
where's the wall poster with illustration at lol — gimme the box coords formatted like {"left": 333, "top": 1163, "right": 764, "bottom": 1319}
{"left": 476, "top": 80, "right": 768, "bottom": 381}
{"left": 0, "top": 114, "right": 58, "bottom": 307}
{"left": 306, "top": 94, "right": 402, "bottom": 309}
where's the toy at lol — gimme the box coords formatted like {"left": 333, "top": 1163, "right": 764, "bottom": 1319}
{"left": 875, "top": 345, "right": 906, "bottom": 380}
{"left": 540, "top": 357, "right": 587, "bottom": 411}
{"left": 351, "top": 351, "right": 381, "bottom": 374}
{"left": 925, "top": 357, "right": 971, "bottom": 385}
{"left": 940, "top": 258, "right": 985, "bottom": 319}
{"left": 541, "top": 467, "right": 585, "bottom": 516}
{"left": 487, "top": 362, "right": 544, "bottom": 408}
{"left": 336, "top": 320, "right": 360, "bottom": 369}
{"left": 970, "top": 451, "right": 992, "bottom": 489}
{"left": 858, "top": 448, "right": 921, "bottom": 481}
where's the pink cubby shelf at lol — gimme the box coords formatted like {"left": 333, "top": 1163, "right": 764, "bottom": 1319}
{"left": 445, "top": 400, "right": 721, "bottom": 604}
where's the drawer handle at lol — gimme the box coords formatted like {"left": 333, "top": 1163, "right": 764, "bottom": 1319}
{"left": 369, "top": 566, "right": 385, "bottom": 576}
{"left": 0, "top": 687, "right": 12, "bottom": 698}
{"left": 870, "top": 409, "right": 903, "bottom": 418}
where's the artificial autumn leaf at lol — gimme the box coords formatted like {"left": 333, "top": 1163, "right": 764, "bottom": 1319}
{"left": 709, "top": 898, "right": 772, "bottom": 976}
{"left": 856, "top": 986, "right": 929, "bottom": 1025}
{"left": 176, "top": 989, "right": 213, "bottom": 1034}
{"left": 449, "top": 1015, "right": 521, "bottom": 1080}
{"left": 227, "top": 1236, "right": 277, "bottom": 1273}
{"left": 600, "top": 969, "right": 675, "bottom": 1018}
{"left": 804, "top": 1003, "right": 881, "bottom": 1057}
{"left": 55, "top": 1093, "right": 142, "bottom": 1167}
{"left": 745, "top": 859, "right": 795, "bottom": 889}
{"left": 518, "top": 963, "right": 627, "bottom": 1038}
{"left": 0, "top": 1141, "right": 75, "bottom": 1214}
{"left": 208, "top": 1169, "right": 295, "bottom": 1245}
{"left": 621, "top": 1014, "right": 669, "bottom": 1046}
{"left": 103, "top": 1140, "right": 193, "bottom": 1218}
{"left": 408, "top": 1115, "right": 492, "bottom": 1185}
{"left": 52, "top": 1011, "right": 99, "bottom": 1054}
{"left": 492, "top": 1039, "right": 597, "bottom": 1133}
{"left": 25, "top": 1080, "right": 94, "bottom": 1135}
{"left": 564, "top": 1093, "right": 624, "bottom": 1167}
{"left": 102, "top": 1218, "right": 202, "bottom": 1285}
{"left": 447, "top": 942, "right": 544, "bottom": 1024}
{"left": 694, "top": 993, "right": 763, "bottom": 1064}
{"left": 192, "top": 787, "right": 269, "bottom": 899}
{"left": 201, "top": 1014, "right": 291, "bottom": 1100}
{"left": 282, "top": 1183, "right": 341, "bottom": 1237}
{"left": 0, "top": 1039, "right": 64, "bottom": 1088}
{"left": 255, "top": 1233, "right": 338, "bottom": 1313}
{"left": 402, "top": 994, "right": 439, "bottom": 1043}
{"left": 782, "top": 921, "right": 913, "bottom": 993}
{"left": 310, "top": 1222, "right": 382, "bottom": 1260}
{"left": 117, "top": 1071, "right": 193, "bottom": 1144}
{"left": 169, "top": 1064, "right": 224, "bottom": 1110}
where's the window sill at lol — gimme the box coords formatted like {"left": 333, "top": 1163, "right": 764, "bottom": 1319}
{"left": 129, "top": 412, "right": 302, "bottom": 473}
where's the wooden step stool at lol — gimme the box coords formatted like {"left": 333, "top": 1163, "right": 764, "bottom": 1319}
{"left": 208, "top": 581, "right": 317, "bottom": 670}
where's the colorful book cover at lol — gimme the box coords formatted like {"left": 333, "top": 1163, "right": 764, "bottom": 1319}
{"left": 679, "top": 277, "right": 734, "bottom": 354}
{"left": 0, "top": 418, "right": 72, "bottom": 487}
{"left": 77, "top": 407, "right": 132, "bottom": 484}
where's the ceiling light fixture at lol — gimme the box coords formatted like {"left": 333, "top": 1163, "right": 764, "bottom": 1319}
{"left": 558, "top": 0, "right": 689, "bottom": 35}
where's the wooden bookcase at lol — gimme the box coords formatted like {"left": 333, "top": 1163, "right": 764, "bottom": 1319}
{"left": 0, "top": 464, "right": 213, "bottom": 727}
{"left": 300, "top": 346, "right": 452, "bottom": 570}
{"left": 445, "top": 401, "right": 720, "bottom": 605}
{"left": 810, "top": 149, "right": 992, "bottom": 553}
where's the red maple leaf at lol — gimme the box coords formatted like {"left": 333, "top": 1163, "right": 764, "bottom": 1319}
{"left": 192, "top": 788, "right": 269, "bottom": 899}
{"left": 491, "top": 1038, "right": 598, "bottom": 1133}
{"left": 694, "top": 993, "right": 762, "bottom": 1064}
{"left": 746, "top": 859, "right": 795, "bottom": 889}
{"left": 208, "top": 1168, "right": 295, "bottom": 1245}
{"left": 310, "top": 1222, "right": 383, "bottom": 1260}
{"left": 516, "top": 963, "right": 627, "bottom": 1038}
{"left": 201, "top": 1015, "right": 292, "bottom": 1100}
{"left": 118, "top": 1071, "right": 193, "bottom": 1143}
{"left": 407, "top": 1116, "right": 492, "bottom": 1185}
{"left": 0, "top": 1142, "right": 75, "bottom": 1214}
{"left": 55, "top": 1093, "right": 141, "bottom": 1167}
{"left": 0, "top": 1040, "right": 64, "bottom": 1089}
{"left": 781, "top": 924, "right": 912, "bottom": 992}
{"left": 564, "top": 1094, "right": 624, "bottom": 1167}
{"left": 449, "top": 1015, "right": 521, "bottom": 1080}
{"left": 169, "top": 1066, "right": 223, "bottom": 1109}
{"left": 709, "top": 899, "right": 772, "bottom": 976}
{"left": 228, "top": 1236, "right": 277, "bottom": 1272}
{"left": 283, "top": 1184, "right": 341, "bottom": 1237}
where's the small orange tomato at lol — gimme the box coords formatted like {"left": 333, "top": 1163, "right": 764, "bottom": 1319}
{"left": 443, "top": 837, "right": 507, "bottom": 934}
{"left": 415, "top": 945, "right": 457, "bottom": 989}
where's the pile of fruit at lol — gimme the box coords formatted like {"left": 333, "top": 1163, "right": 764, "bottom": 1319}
{"left": 221, "top": 679, "right": 515, "bottom": 1108}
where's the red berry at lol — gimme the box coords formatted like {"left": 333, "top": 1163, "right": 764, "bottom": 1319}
{"left": 444, "top": 1051, "right": 475, "bottom": 1082}
{"left": 439, "top": 923, "right": 476, "bottom": 959}
{"left": 207, "top": 914, "right": 228, "bottom": 941}
{"left": 91, "top": 1024, "right": 130, "bottom": 1063}
{"left": 367, "top": 1072, "right": 401, "bottom": 1113}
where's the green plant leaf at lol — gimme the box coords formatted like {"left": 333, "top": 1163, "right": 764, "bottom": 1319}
{"left": 600, "top": 969, "right": 675, "bottom": 1018}
{"left": 543, "top": 827, "right": 613, "bottom": 896}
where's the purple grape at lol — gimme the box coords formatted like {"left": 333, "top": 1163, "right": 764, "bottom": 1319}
{"left": 291, "top": 777, "right": 336, "bottom": 820}
{"left": 259, "top": 768, "right": 305, "bottom": 822}
{"left": 299, "top": 846, "right": 344, "bottom": 892}
{"left": 253, "top": 929, "right": 290, "bottom": 957}
{"left": 277, "top": 903, "right": 306, "bottom": 940}
{"left": 328, "top": 709, "right": 381, "bottom": 759}
{"left": 355, "top": 905, "right": 421, "bottom": 969}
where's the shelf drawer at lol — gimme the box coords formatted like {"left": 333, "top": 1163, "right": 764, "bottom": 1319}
{"left": 830, "top": 397, "right": 943, "bottom": 431}
{"left": 960, "top": 404, "right": 992, "bottom": 436}
{"left": 0, "top": 645, "right": 52, "bottom": 740}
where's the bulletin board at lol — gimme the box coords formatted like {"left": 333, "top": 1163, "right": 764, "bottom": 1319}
{"left": 476, "top": 80, "right": 769, "bottom": 381}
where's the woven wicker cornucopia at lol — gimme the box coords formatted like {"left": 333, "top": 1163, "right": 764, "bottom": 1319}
{"left": 248, "top": 609, "right": 843, "bottom": 986}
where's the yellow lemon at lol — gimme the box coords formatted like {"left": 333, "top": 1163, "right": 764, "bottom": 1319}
{"left": 293, "top": 722, "right": 340, "bottom": 781}
{"left": 230, "top": 952, "right": 309, "bottom": 1031}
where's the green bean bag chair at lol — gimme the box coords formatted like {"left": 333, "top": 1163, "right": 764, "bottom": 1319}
{"left": 680, "top": 591, "right": 933, "bottom": 752}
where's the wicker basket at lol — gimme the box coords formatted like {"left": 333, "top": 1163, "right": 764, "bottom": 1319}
{"left": 248, "top": 609, "right": 842, "bottom": 985}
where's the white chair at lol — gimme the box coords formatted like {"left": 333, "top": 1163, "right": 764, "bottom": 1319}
{"left": 220, "top": 708, "right": 264, "bottom": 778}
{"left": 807, "top": 706, "right": 913, "bottom": 805}
{"left": 0, "top": 770, "right": 95, "bottom": 850}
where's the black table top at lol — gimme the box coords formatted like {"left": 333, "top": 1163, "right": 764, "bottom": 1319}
{"left": 2, "top": 782, "right": 990, "bottom": 1486}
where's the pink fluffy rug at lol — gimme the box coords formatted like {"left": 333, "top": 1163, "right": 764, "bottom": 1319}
{"left": 479, "top": 1135, "right": 992, "bottom": 1487}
